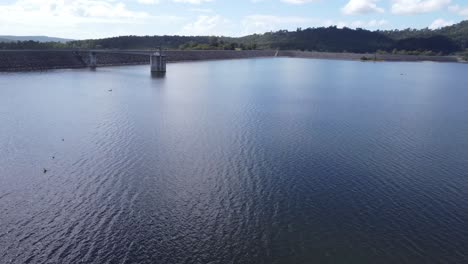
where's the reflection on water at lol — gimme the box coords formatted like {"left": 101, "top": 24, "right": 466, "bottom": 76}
{"left": 151, "top": 71, "right": 166, "bottom": 78}
{"left": 1, "top": 58, "right": 468, "bottom": 264}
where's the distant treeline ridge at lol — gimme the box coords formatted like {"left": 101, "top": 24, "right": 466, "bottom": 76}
{"left": 2, "top": 20, "right": 468, "bottom": 56}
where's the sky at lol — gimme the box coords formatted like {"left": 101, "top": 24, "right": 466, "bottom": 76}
{"left": 0, "top": 0, "right": 467, "bottom": 39}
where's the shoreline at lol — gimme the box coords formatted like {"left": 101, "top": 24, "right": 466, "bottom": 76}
{"left": 0, "top": 50, "right": 462, "bottom": 72}
{"left": 281, "top": 51, "right": 460, "bottom": 63}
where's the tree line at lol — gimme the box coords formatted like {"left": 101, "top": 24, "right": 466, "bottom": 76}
{"left": 2, "top": 20, "right": 468, "bottom": 55}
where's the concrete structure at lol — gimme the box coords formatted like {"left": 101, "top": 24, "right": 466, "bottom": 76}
{"left": 89, "top": 52, "right": 97, "bottom": 68}
{"left": 150, "top": 48, "right": 166, "bottom": 73}
{"left": 2, "top": 50, "right": 459, "bottom": 72}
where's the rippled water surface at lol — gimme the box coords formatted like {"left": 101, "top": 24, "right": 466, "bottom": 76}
{"left": 1, "top": 58, "right": 468, "bottom": 263}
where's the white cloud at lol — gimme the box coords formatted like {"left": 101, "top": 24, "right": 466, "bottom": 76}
{"left": 350, "top": 19, "right": 389, "bottom": 28}
{"left": 429, "top": 18, "right": 454, "bottom": 29}
{"left": 239, "top": 15, "right": 391, "bottom": 36}
{"left": 241, "top": 15, "right": 315, "bottom": 35}
{"left": 179, "top": 15, "right": 233, "bottom": 36}
{"left": 0, "top": 0, "right": 451, "bottom": 39}
{"left": 0, "top": 0, "right": 183, "bottom": 39}
{"left": 449, "top": 5, "right": 468, "bottom": 16}
{"left": 391, "top": 0, "right": 451, "bottom": 15}
{"left": 180, "top": 14, "right": 340, "bottom": 37}
{"left": 342, "top": 0, "right": 384, "bottom": 15}
{"left": 2, "top": 0, "right": 149, "bottom": 19}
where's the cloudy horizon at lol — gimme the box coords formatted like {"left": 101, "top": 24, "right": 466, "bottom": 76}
{"left": 0, "top": 0, "right": 466, "bottom": 39}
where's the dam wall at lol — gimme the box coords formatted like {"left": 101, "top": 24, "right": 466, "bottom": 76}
{"left": 0, "top": 50, "right": 459, "bottom": 72}
{"left": 0, "top": 51, "right": 86, "bottom": 72}
{"left": 165, "top": 50, "right": 276, "bottom": 62}
{"left": 78, "top": 52, "right": 148, "bottom": 67}
{"left": 0, "top": 50, "right": 276, "bottom": 71}
{"left": 78, "top": 50, "right": 277, "bottom": 66}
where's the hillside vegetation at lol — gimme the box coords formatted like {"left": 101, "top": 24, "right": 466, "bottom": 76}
{"left": 2, "top": 20, "right": 468, "bottom": 55}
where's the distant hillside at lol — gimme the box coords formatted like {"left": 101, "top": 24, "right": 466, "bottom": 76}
{"left": 234, "top": 27, "right": 395, "bottom": 53}
{"left": 0, "top": 36, "right": 73, "bottom": 43}
{"left": 68, "top": 20, "right": 468, "bottom": 54}
{"left": 0, "top": 37, "right": 12, "bottom": 43}
{"left": 381, "top": 20, "right": 468, "bottom": 50}
{"left": 67, "top": 36, "right": 220, "bottom": 50}
{"left": 233, "top": 21, "right": 468, "bottom": 54}
{"left": 1, "top": 20, "right": 467, "bottom": 55}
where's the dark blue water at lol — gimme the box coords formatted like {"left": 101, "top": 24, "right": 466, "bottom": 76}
{"left": 1, "top": 58, "right": 467, "bottom": 263}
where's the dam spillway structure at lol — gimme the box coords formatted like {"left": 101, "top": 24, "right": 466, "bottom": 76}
{"left": 150, "top": 48, "right": 167, "bottom": 73}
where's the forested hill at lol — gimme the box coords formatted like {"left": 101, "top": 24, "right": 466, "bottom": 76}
{"left": 234, "top": 27, "right": 394, "bottom": 53}
{"left": 237, "top": 21, "right": 468, "bottom": 54}
{"left": 381, "top": 20, "right": 468, "bottom": 44}
{"left": 1, "top": 20, "right": 468, "bottom": 55}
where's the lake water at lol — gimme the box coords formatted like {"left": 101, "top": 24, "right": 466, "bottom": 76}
{"left": 1, "top": 58, "right": 467, "bottom": 264}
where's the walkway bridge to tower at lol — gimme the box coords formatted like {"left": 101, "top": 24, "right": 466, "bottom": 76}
{"left": 86, "top": 48, "right": 165, "bottom": 73}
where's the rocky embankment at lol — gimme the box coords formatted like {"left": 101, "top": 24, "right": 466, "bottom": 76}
{"left": 0, "top": 50, "right": 460, "bottom": 72}
{"left": 0, "top": 50, "right": 276, "bottom": 71}
{"left": 0, "top": 51, "right": 86, "bottom": 71}
{"left": 78, "top": 52, "right": 148, "bottom": 66}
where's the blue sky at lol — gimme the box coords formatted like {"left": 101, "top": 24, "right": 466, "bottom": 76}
{"left": 0, "top": 0, "right": 466, "bottom": 39}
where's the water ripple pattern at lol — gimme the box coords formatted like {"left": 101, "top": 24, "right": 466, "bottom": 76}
{"left": 1, "top": 59, "right": 468, "bottom": 264}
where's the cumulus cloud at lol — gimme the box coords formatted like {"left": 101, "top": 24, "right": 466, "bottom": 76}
{"left": 350, "top": 19, "right": 389, "bottom": 28}
{"left": 239, "top": 15, "right": 391, "bottom": 36}
{"left": 0, "top": 0, "right": 182, "bottom": 38}
{"left": 241, "top": 15, "right": 315, "bottom": 35}
{"left": 429, "top": 18, "right": 454, "bottom": 29}
{"left": 0, "top": 0, "right": 453, "bottom": 40}
{"left": 342, "top": 0, "right": 384, "bottom": 15}
{"left": 180, "top": 14, "right": 342, "bottom": 37}
{"left": 449, "top": 5, "right": 468, "bottom": 17}
{"left": 2, "top": 0, "right": 149, "bottom": 19}
{"left": 179, "top": 15, "right": 234, "bottom": 36}
{"left": 391, "top": 0, "right": 451, "bottom": 15}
